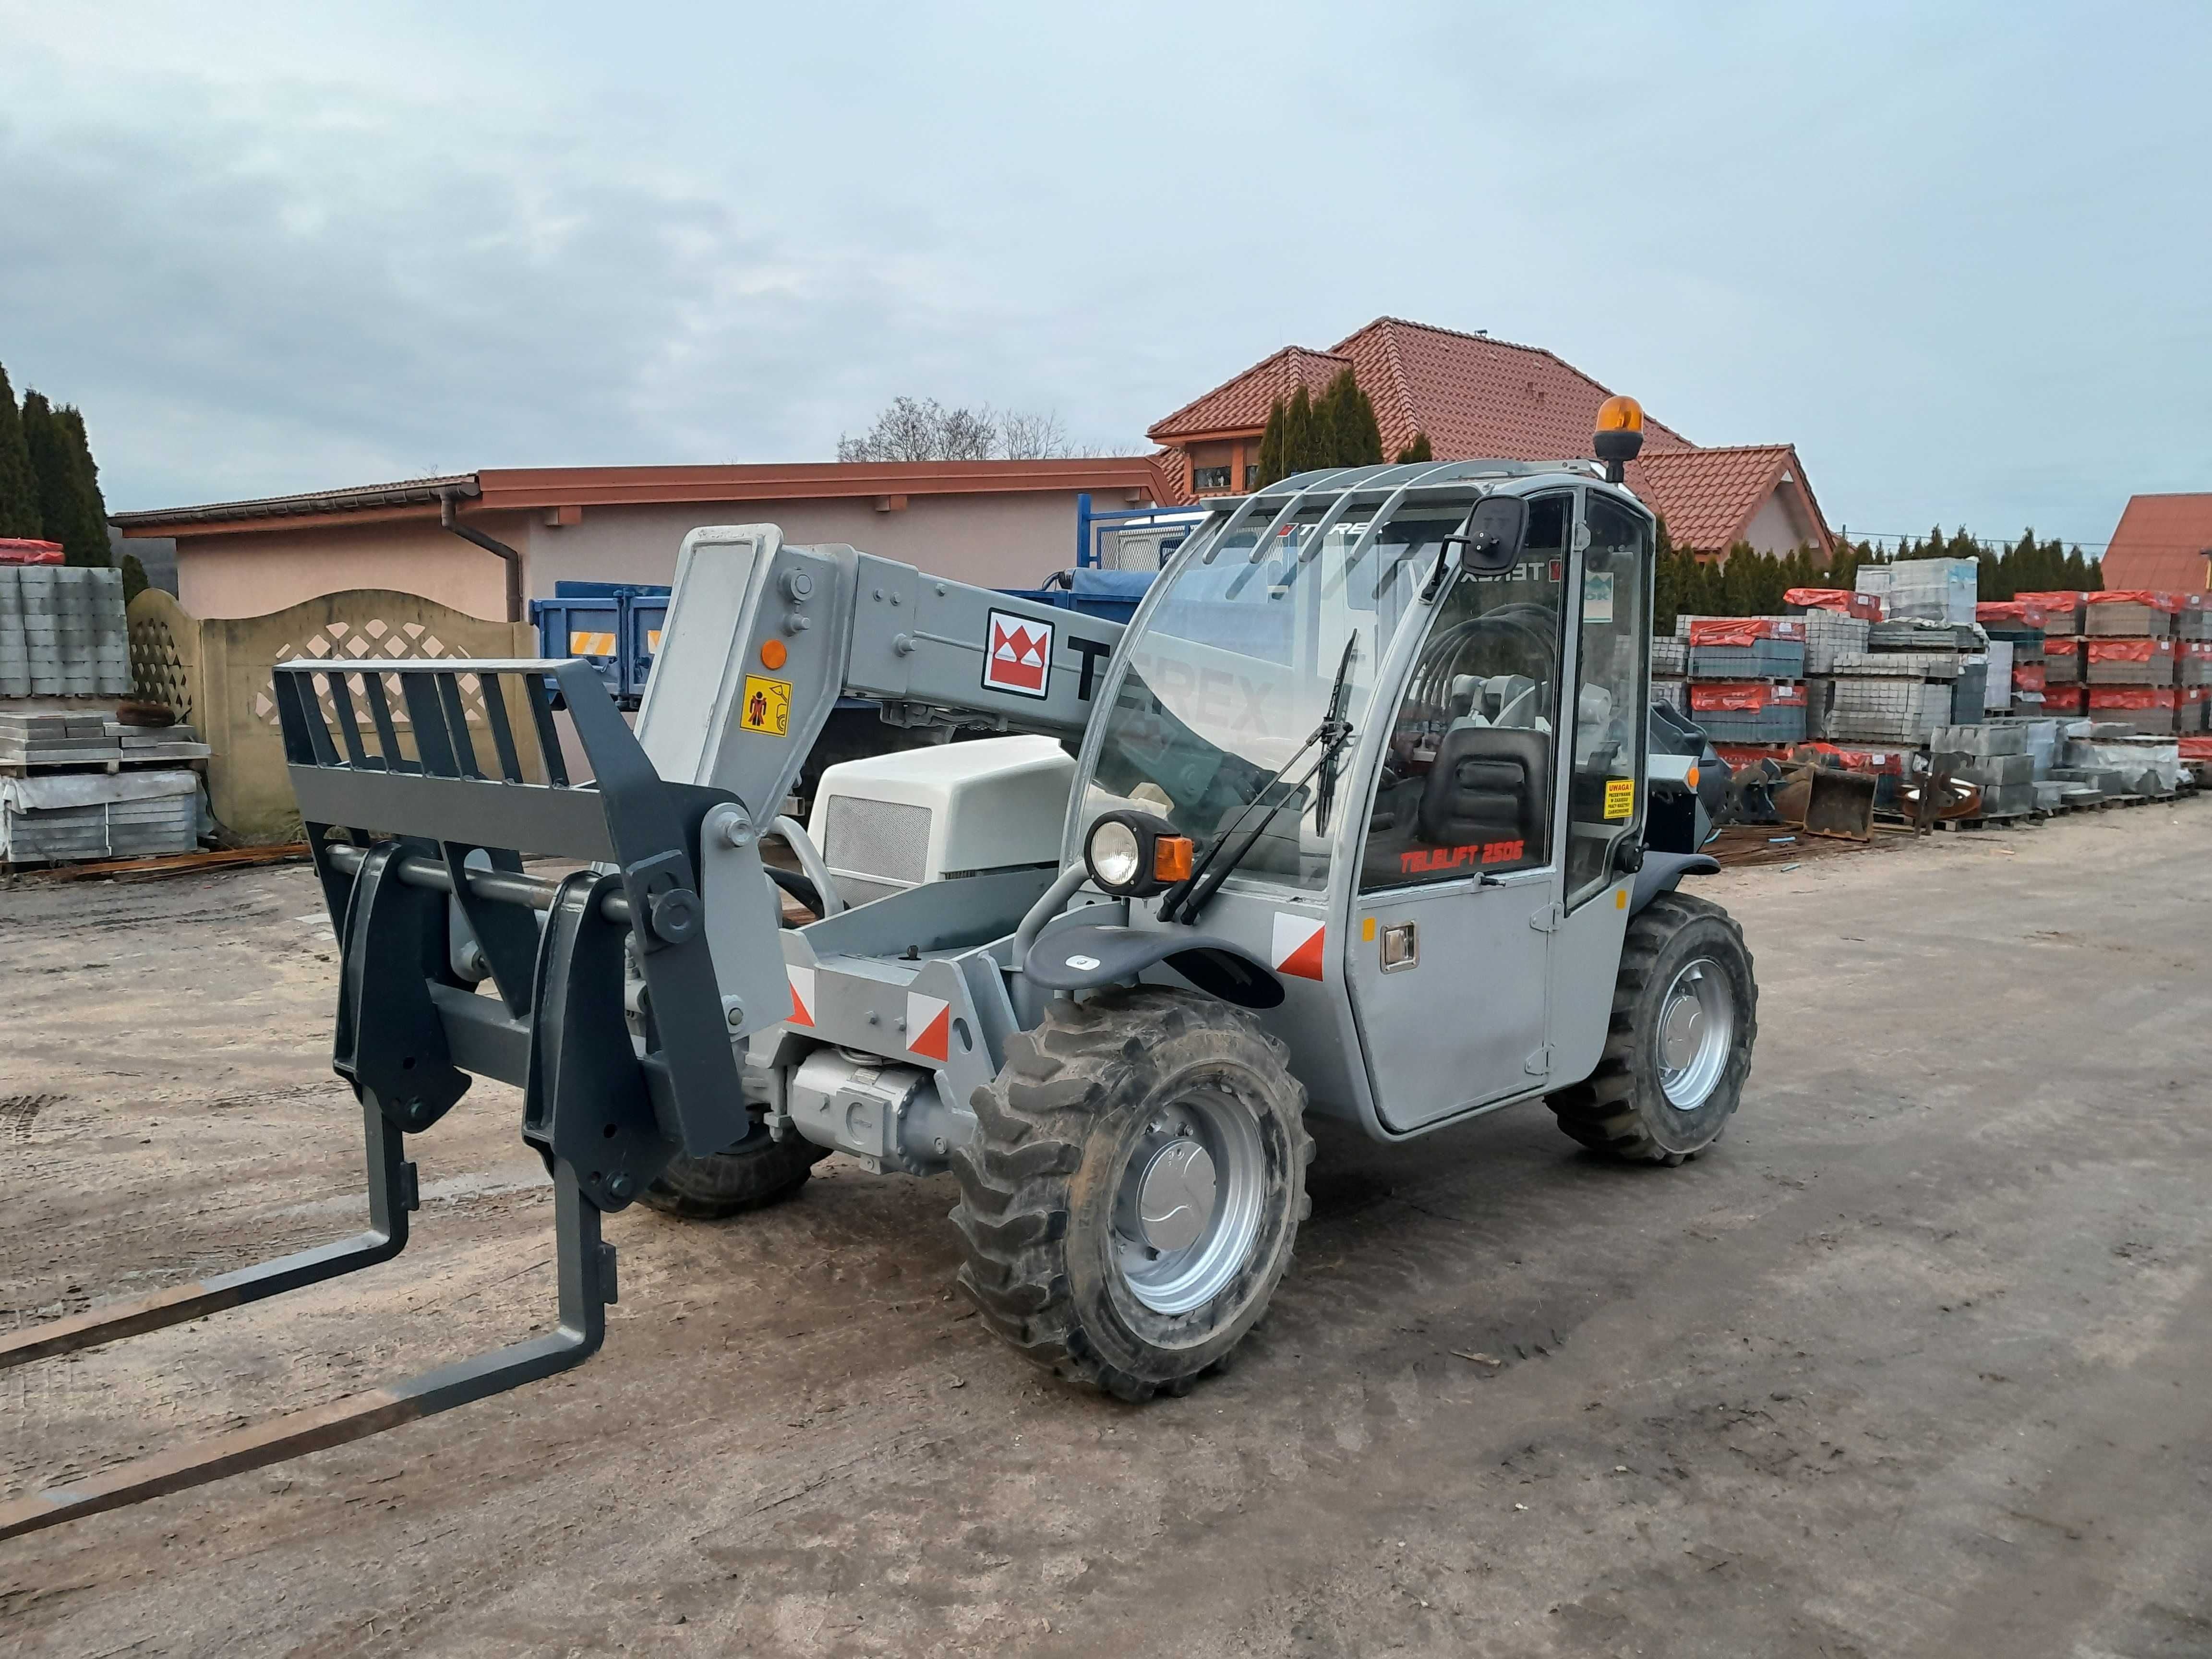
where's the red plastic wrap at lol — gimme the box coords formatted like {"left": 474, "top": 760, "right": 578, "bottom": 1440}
{"left": 1784, "top": 588, "right": 1882, "bottom": 621}
{"left": 2045, "top": 636, "right": 2079, "bottom": 658}
{"left": 1792, "top": 741, "right": 1908, "bottom": 774}
{"left": 2086, "top": 686, "right": 2177, "bottom": 709}
{"left": 1976, "top": 601, "right": 2048, "bottom": 629}
{"left": 0, "top": 538, "right": 63, "bottom": 565}
{"left": 2087, "top": 590, "right": 2180, "bottom": 612}
{"left": 2011, "top": 663, "right": 2047, "bottom": 692}
{"left": 1686, "top": 616, "right": 1807, "bottom": 646}
{"left": 2085, "top": 637, "right": 2174, "bottom": 663}
{"left": 1690, "top": 681, "right": 1805, "bottom": 711}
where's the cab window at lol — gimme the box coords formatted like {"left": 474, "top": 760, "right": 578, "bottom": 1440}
{"left": 1564, "top": 493, "right": 1650, "bottom": 907}
{"left": 1358, "top": 493, "right": 1568, "bottom": 891}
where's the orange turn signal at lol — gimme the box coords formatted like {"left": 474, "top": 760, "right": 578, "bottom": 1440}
{"left": 1153, "top": 836, "right": 1194, "bottom": 882}
{"left": 759, "top": 638, "right": 788, "bottom": 670}
{"left": 1685, "top": 765, "right": 1699, "bottom": 789}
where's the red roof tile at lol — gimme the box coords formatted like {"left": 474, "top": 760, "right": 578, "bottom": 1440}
{"left": 2102, "top": 494, "right": 2212, "bottom": 593}
{"left": 1148, "top": 346, "right": 1354, "bottom": 441}
{"left": 1328, "top": 317, "right": 1692, "bottom": 463}
{"left": 1631, "top": 444, "right": 1831, "bottom": 555}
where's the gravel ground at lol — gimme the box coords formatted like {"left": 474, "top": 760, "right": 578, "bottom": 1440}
{"left": 2, "top": 798, "right": 2209, "bottom": 1657}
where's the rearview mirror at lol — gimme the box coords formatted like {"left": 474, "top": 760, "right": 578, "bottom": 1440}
{"left": 1451, "top": 496, "right": 1528, "bottom": 574}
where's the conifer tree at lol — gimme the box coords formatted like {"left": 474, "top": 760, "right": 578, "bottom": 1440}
{"left": 0, "top": 362, "right": 39, "bottom": 538}
{"left": 1254, "top": 401, "right": 1286, "bottom": 490}
{"left": 1395, "top": 433, "right": 1432, "bottom": 464}
{"left": 56, "top": 406, "right": 112, "bottom": 567}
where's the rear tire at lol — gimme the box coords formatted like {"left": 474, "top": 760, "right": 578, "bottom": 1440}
{"left": 1547, "top": 891, "right": 1755, "bottom": 1164}
{"left": 950, "top": 988, "right": 1312, "bottom": 1401}
{"left": 637, "top": 1117, "right": 828, "bottom": 1219}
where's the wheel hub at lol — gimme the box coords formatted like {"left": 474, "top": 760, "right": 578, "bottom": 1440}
{"left": 1136, "top": 1139, "right": 1217, "bottom": 1252}
{"left": 1111, "top": 1089, "right": 1266, "bottom": 1316}
{"left": 1657, "top": 958, "right": 1733, "bottom": 1110}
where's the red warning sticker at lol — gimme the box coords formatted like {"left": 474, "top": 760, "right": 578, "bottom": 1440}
{"left": 1271, "top": 913, "right": 1325, "bottom": 981}
{"left": 983, "top": 609, "right": 1053, "bottom": 698}
{"left": 906, "top": 991, "right": 951, "bottom": 1061}
{"left": 786, "top": 964, "right": 816, "bottom": 1028}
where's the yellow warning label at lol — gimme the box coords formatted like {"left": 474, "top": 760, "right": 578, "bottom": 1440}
{"left": 568, "top": 630, "right": 617, "bottom": 656}
{"left": 1603, "top": 778, "right": 1635, "bottom": 820}
{"left": 646, "top": 629, "right": 662, "bottom": 652}
{"left": 739, "top": 674, "right": 792, "bottom": 735}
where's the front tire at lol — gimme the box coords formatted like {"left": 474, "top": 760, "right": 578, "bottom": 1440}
{"left": 951, "top": 989, "right": 1313, "bottom": 1401}
{"left": 1547, "top": 891, "right": 1756, "bottom": 1164}
{"left": 637, "top": 1117, "right": 828, "bottom": 1220}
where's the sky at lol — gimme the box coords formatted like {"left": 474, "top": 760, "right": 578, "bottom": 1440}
{"left": 2, "top": 1, "right": 2207, "bottom": 553}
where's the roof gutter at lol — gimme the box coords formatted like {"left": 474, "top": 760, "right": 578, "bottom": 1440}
{"left": 437, "top": 487, "right": 523, "bottom": 624}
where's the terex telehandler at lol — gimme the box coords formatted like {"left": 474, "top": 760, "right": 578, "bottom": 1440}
{"left": 0, "top": 398, "right": 1754, "bottom": 1539}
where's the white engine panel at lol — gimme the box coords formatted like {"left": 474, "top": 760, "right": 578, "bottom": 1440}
{"left": 807, "top": 735, "right": 1074, "bottom": 906}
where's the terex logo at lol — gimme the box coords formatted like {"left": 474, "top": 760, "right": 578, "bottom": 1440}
{"left": 983, "top": 609, "right": 1053, "bottom": 699}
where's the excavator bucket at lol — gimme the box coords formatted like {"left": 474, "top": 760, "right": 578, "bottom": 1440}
{"left": 0, "top": 657, "right": 769, "bottom": 1540}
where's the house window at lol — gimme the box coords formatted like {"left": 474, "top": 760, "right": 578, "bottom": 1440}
{"left": 1191, "top": 464, "right": 1231, "bottom": 493}
{"left": 1244, "top": 463, "right": 1259, "bottom": 490}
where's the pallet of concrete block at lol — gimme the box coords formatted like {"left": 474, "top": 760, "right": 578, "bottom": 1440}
{"left": 1685, "top": 617, "right": 1807, "bottom": 680}
{"left": 2083, "top": 590, "right": 2178, "bottom": 637}
{"left": 1783, "top": 587, "right": 1882, "bottom": 622}
{"left": 1651, "top": 636, "right": 1687, "bottom": 677}
{"left": 105, "top": 720, "right": 210, "bottom": 761}
{"left": 2042, "top": 634, "right": 2080, "bottom": 686}
{"left": 0, "top": 565, "right": 132, "bottom": 698}
{"left": 0, "top": 769, "right": 201, "bottom": 864}
{"left": 1826, "top": 649, "right": 1961, "bottom": 680}
{"left": 1651, "top": 676, "right": 1688, "bottom": 717}
{"left": 1688, "top": 680, "right": 1807, "bottom": 743}
{"left": 2177, "top": 594, "right": 2212, "bottom": 642}
{"left": 2084, "top": 685, "right": 2178, "bottom": 736}
{"left": 1867, "top": 618, "right": 1978, "bottom": 654}
{"left": 2183, "top": 685, "right": 2212, "bottom": 733}
{"left": 1927, "top": 723, "right": 2037, "bottom": 816}
{"left": 1807, "top": 675, "right": 1951, "bottom": 744}
{"left": 1797, "top": 609, "right": 1870, "bottom": 673}
{"left": 0, "top": 707, "right": 118, "bottom": 766}
{"left": 2017, "top": 590, "right": 2084, "bottom": 637}
{"left": 1858, "top": 558, "right": 1977, "bottom": 625}
{"left": 2061, "top": 729, "right": 2184, "bottom": 797}
{"left": 2084, "top": 636, "right": 2176, "bottom": 685}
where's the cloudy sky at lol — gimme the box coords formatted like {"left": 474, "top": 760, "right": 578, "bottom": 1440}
{"left": 2, "top": 1, "right": 2206, "bottom": 551}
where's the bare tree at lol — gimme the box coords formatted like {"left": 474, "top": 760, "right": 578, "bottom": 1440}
{"left": 836, "top": 397, "right": 1080, "bottom": 462}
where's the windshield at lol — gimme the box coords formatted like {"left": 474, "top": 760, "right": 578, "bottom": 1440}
{"left": 1074, "top": 499, "right": 1476, "bottom": 892}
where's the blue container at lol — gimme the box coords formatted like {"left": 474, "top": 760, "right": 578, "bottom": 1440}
{"left": 530, "top": 594, "right": 624, "bottom": 700}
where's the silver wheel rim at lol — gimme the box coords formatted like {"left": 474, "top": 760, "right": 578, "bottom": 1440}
{"left": 1657, "top": 957, "right": 1733, "bottom": 1110}
{"left": 1111, "top": 1084, "right": 1266, "bottom": 1316}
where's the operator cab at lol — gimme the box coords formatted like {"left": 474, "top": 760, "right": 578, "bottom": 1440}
{"left": 1066, "top": 457, "right": 1655, "bottom": 1137}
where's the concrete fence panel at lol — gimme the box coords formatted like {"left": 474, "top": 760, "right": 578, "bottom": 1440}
{"left": 129, "top": 589, "right": 537, "bottom": 844}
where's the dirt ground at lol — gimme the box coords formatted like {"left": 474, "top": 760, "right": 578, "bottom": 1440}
{"left": 3, "top": 799, "right": 2210, "bottom": 1658}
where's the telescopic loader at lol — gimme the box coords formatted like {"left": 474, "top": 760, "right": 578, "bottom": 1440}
{"left": 0, "top": 399, "right": 1754, "bottom": 1538}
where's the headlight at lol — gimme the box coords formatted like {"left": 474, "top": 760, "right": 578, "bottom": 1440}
{"left": 1083, "top": 810, "right": 1193, "bottom": 899}
{"left": 1088, "top": 819, "right": 1143, "bottom": 888}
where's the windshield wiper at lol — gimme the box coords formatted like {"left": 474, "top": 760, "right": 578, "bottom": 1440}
{"left": 1162, "top": 637, "right": 1359, "bottom": 926}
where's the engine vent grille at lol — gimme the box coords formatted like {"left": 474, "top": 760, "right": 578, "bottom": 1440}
{"left": 821, "top": 795, "right": 931, "bottom": 886}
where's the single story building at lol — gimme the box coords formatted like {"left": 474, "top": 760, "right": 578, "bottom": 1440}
{"left": 1147, "top": 316, "right": 1833, "bottom": 559}
{"left": 2100, "top": 493, "right": 2212, "bottom": 593}
{"left": 112, "top": 457, "right": 1181, "bottom": 622}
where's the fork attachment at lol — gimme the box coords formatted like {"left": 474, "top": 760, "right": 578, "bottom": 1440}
{"left": 0, "top": 658, "right": 769, "bottom": 1540}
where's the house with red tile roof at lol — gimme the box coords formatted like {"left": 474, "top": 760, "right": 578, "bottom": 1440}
{"left": 1148, "top": 317, "right": 1832, "bottom": 558}
{"left": 2100, "top": 493, "right": 2212, "bottom": 593}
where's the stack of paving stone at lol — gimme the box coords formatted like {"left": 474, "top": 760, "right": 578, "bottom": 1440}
{"left": 1977, "top": 601, "right": 2047, "bottom": 715}
{"left": 2021, "top": 592, "right": 2084, "bottom": 717}
{"left": 0, "top": 708, "right": 210, "bottom": 865}
{"left": 0, "top": 769, "right": 201, "bottom": 862}
{"left": 1928, "top": 722, "right": 2038, "bottom": 817}
{"left": 1650, "top": 634, "right": 1687, "bottom": 716}
{"left": 0, "top": 565, "right": 132, "bottom": 697}
{"left": 2082, "top": 592, "right": 2181, "bottom": 734}
{"left": 1683, "top": 616, "right": 1807, "bottom": 743}
{"left": 1810, "top": 616, "right": 1962, "bottom": 744}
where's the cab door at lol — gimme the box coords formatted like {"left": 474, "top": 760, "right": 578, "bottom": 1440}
{"left": 1346, "top": 493, "right": 1571, "bottom": 1132}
